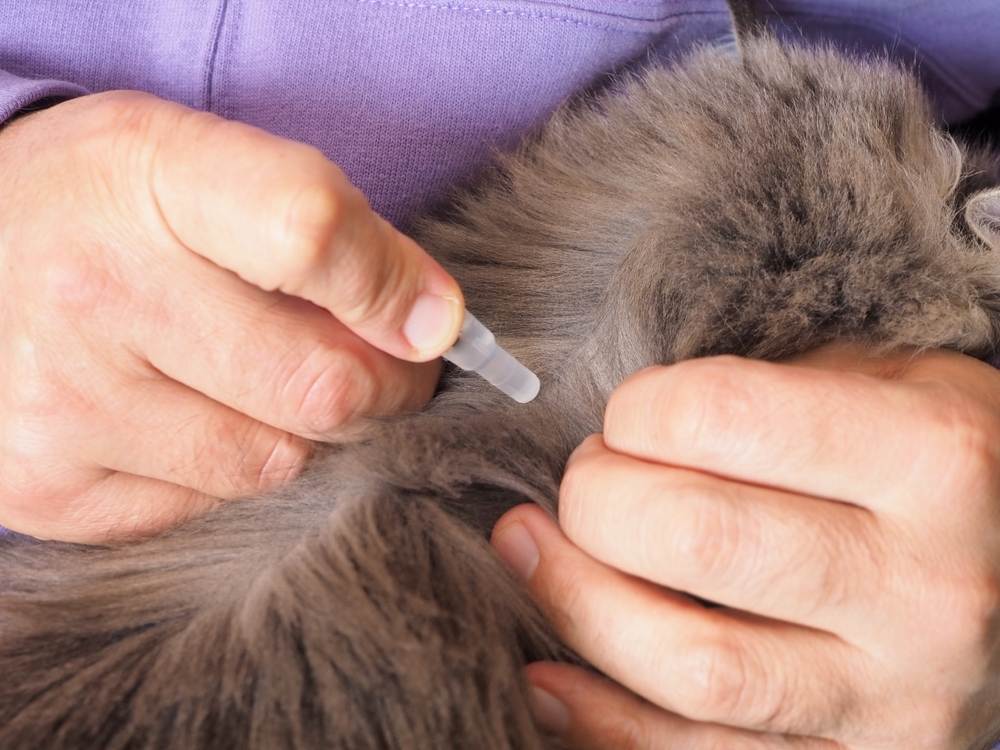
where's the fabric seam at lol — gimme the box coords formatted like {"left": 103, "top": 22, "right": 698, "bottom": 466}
{"left": 203, "top": 0, "right": 231, "bottom": 112}
{"left": 351, "top": 0, "right": 730, "bottom": 35}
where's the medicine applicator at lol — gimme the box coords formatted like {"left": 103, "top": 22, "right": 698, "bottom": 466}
{"left": 442, "top": 310, "right": 540, "bottom": 404}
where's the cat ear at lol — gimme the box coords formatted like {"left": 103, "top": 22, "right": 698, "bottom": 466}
{"left": 965, "top": 188, "right": 1000, "bottom": 249}
{"left": 932, "top": 130, "right": 963, "bottom": 197}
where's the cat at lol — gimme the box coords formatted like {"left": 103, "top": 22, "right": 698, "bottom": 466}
{"left": 1, "top": 32, "right": 999, "bottom": 750}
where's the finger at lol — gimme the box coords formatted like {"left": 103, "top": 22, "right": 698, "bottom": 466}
{"left": 558, "top": 435, "right": 882, "bottom": 631}
{"left": 492, "top": 505, "right": 861, "bottom": 737}
{"left": 81, "top": 373, "right": 311, "bottom": 499}
{"left": 124, "top": 258, "right": 439, "bottom": 439}
{"left": 603, "top": 354, "right": 1000, "bottom": 513}
{"left": 11, "top": 470, "right": 218, "bottom": 543}
{"left": 780, "top": 340, "right": 919, "bottom": 378}
{"left": 525, "top": 662, "right": 842, "bottom": 750}
{"left": 146, "top": 100, "right": 463, "bottom": 360}
{"left": 785, "top": 340, "right": 1000, "bottom": 409}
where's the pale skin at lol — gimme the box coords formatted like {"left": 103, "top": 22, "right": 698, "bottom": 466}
{"left": 493, "top": 345, "right": 1000, "bottom": 749}
{"left": 0, "top": 91, "right": 464, "bottom": 542}
{"left": 1, "top": 92, "right": 998, "bottom": 746}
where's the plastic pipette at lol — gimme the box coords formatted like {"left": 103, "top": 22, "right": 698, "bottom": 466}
{"left": 443, "top": 310, "right": 540, "bottom": 403}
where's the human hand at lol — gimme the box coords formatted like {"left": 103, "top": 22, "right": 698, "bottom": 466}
{"left": 492, "top": 344, "right": 1000, "bottom": 749}
{"left": 0, "top": 91, "right": 462, "bottom": 542}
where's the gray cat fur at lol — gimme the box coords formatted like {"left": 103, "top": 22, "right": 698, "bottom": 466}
{"left": 2, "top": 35, "right": 1000, "bottom": 750}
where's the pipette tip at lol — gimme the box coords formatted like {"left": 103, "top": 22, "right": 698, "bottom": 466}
{"left": 442, "top": 310, "right": 540, "bottom": 404}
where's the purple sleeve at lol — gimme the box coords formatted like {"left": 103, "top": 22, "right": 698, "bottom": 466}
{"left": 0, "top": 69, "right": 87, "bottom": 125}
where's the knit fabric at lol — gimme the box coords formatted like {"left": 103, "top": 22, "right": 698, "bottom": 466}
{"left": 756, "top": 0, "right": 1000, "bottom": 124}
{"left": 1, "top": 2, "right": 997, "bottom": 227}
{"left": 0, "top": 1, "right": 740, "bottom": 226}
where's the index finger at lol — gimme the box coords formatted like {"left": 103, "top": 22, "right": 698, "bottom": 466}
{"left": 145, "top": 99, "right": 463, "bottom": 362}
{"left": 603, "top": 350, "right": 1000, "bottom": 513}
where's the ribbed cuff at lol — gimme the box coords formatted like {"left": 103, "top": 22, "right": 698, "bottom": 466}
{"left": 0, "top": 69, "right": 88, "bottom": 126}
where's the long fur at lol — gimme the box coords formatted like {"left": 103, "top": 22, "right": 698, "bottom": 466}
{"left": 2, "top": 36, "right": 1000, "bottom": 749}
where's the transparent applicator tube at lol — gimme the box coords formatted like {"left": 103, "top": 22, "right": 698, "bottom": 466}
{"left": 442, "top": 310, "right": 540, "bottom": 404}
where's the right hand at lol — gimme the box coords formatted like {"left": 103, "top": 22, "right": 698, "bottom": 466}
{"left": 0, "top": 91, "right": 463, "bottom": 542}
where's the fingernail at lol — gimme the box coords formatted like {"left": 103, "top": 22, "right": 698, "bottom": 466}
{"left": 402, "top": 293, "right": 461, "bottom": 357}
{"left": 529, "top": 685, "right": 570, "bottom": 734}
{"left": 492, "top": 522, "right": 539, "bottom": 580}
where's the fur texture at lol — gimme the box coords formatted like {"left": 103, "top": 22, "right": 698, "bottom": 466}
{"left": 2, "top": 37, "right": 1000, "bottom": 749}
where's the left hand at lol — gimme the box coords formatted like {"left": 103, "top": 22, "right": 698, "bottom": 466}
{"left": 492, "top": 344, "right": 1000, "bottom": 749}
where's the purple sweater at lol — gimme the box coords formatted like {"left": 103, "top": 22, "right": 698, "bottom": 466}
{"left": 1, "top": 1, "right": 997, "bottom": 229}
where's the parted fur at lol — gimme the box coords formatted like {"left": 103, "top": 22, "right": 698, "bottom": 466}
{"left": 3, "top": 36, "right": 1000, "bottom": 750}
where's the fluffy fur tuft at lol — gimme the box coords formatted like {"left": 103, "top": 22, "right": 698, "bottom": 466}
{"left": 2, "top": 36, "right": 1000, "bottom": 749}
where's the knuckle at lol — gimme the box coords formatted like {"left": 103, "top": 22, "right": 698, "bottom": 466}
{"left": 604, "top": 358, "right": 754, "bottom": 457}
{"left": 0, "top": 454, "right": 43, "bottom": 501}
{"left": 598, "top": 707, "right": 655, "bottom": 750}
{"left": 684, "top": 637, "right": 754, "bottom": 719}
{"left": 71, "top": 91, "right": 183, "bottom": 216}
{"left": 280, "top": 349, "right": 374, "bottom": 436}
{"left": 37, "top": 252, "right": 119, "bottom": 316}
{"left": 682, "top": 635, "right": 777, "bottom": 726}
{"left": 76, "top": 90, "right": 170, "bottom": 153}
{"left": 809, "top": 541, "right": 852, "bottom": 616}
{"left": 920, "top": 385, "right": 1000, "bottom": 490}
{"left": 949, "top": 571, "right": 1000, "bottom": 650}
{"left": 76, "top": 89, "right": 161, "bottom": 127}
{"left": 1, "top": 386, "right": 80, "bottom": 503}
{"left": 0, "top": 457, "right": 74, "bottom": 535}
{"left": 663, "top": 357, "right": 755, "bottom": 455}
{"left": 204, "top": 420, "right": 307, "bottom": 498}
{"left": 806, "top": 512, "right": 879, "bottom": 616}
{"left": 299, "top": 370, "right": 357, "bottom": 435}
{"left": 188, "top": 421, "right": 234, "bottom": 493}
{"left": 82, "top": 88, "right": 161, "bottom": 112}
{"left": 8, "top": 364, "right": 79, "bottom": 424}
{"left": 274, "top": 180, "right": 346, "bottom": 289}
{"left": 253, "top": 433, "right": 311, "bottom": 494}
{"left": 674, "top": 483, "right": 745, "bottom": 581}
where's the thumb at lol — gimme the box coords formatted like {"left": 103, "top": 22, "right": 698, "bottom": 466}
{"left": 145, "top": 98, "right": 463, "bottom": 361}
